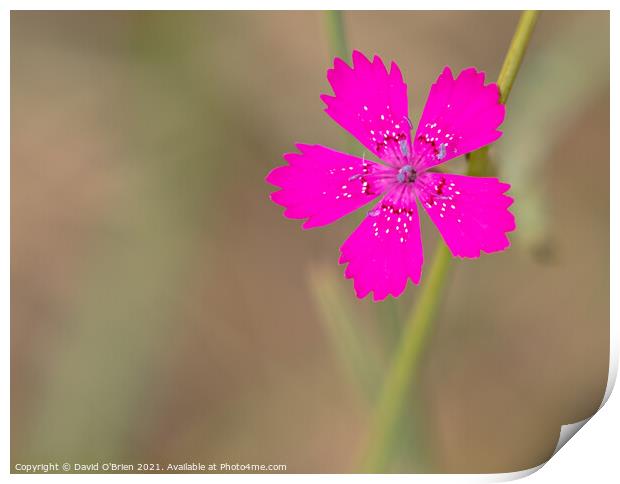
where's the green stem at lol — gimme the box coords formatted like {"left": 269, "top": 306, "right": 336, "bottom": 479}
{"left": 324, "top": 11, "right": 348, "bottom": 60}
{"left": 361, "top": 245, "right": 452, "bottom": 472}
{"left": 497, "top": 10, "right": 540, "bottom": 104}
{"left": 324, "top": 11, "right": 359, "bottom": 155}
{"left": 469, "top": 10, "right": 539, "bottom": 176}
{"left": 360, "top": 10, "right": 539, "bottom": 473}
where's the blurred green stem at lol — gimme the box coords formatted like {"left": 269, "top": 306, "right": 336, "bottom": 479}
{"left": 361, "top": 245, "right": 451, "bottom": 472}
{"left": 361, "top": 10, "right": 539, "bottom": 473}
{"left": 309, "top": 265, "right": 382, "bottom": 400}
{"left": 324, "top": 11, "right": 359, "bottom": 155}
{"left": 325, "top": 11, "right": 348, "bottom": 60}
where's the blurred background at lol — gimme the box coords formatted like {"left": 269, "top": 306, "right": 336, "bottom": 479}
{"left": 11, "top": 11, "right": 609, "bottom": 473}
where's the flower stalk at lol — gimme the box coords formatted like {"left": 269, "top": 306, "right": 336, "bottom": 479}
{"left": 325, "top": 11, "right": 349, "bottom": 61}
{"left": 361, "top": 10, "right": 539, "bottom": 473}
{"left": 324, "top": 11, "right": 360, "bottom": 157}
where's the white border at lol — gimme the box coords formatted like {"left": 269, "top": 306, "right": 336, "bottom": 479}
{"left": 3, "top": 4, "right": 615, "bottom": 482}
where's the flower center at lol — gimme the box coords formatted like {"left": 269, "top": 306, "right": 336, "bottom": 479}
{"left": 396, "top": 164, "right": 417, "bottom": 184}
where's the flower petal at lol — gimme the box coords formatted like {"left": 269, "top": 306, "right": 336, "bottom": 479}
{"left": 321, "top": 51, "right": 411, "bottom": 163}
{"left": 416, "top": 172, "right": 515, "bottom": 258}
{"left": 414, "top": 67, "right": 505, "bottom": 170}
{"left": 339, "top": 187, "right": 423, "bottom": 301}
{"left": 266, "top": 144, "right": 386, "bottom": 229}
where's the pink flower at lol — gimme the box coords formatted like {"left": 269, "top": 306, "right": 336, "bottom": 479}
{"left": 266, "top": 51, "right": 515, "bottom": 301}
